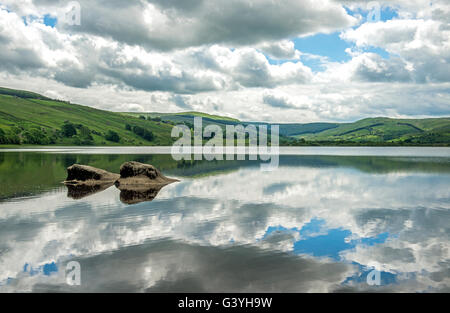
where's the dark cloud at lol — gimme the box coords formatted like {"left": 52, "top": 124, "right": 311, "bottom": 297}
{"left": 171, "top": 94, "right": 192, "bottom": 109}
{"left": 31, "top": 240, "right": 353, "bottom": 292}
{"left": 353, "top": 54, "right": 413, "bottom": 83}
{"left": 54, "top": 0, "right": 356, "bottom": 51}
{"left": 263, "top": 93, "right": 296, "bottom": 109}
{"left": 0, "top": 47, "right": 44, "bottom": 72}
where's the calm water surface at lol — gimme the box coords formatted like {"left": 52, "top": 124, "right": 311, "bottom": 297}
{"left": 0, "top": 147, "right": 449, "bottom": 292}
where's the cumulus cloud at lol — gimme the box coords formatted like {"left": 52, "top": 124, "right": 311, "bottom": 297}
{"left": 0, "top": 0, "right": 448, "bottom": 121}
{"left": 65, "top": 0, "right": 356, "bottom": 51}
{"left": 262, "top": 91, "right": 309, "bottom": 110}
{"left": 0, "top": 9, "right": 313, "bottom": 94}
{"left": 319, "top": 52, "right": 414, "bottom": 83}
{"left": 343, "top": 20, "right": 450, "bottom": 82}
{"left": 258, "top": 40, "right": 301, "bottom": 60}
{"left": 1, "top": 0, "right": 356, "bottom": 50}
{"left": 263, "top": 92, "right": 296, "bottom": 109}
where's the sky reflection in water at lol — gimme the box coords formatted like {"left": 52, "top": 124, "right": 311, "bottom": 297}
{"left": 0, "top": 150, "right": 449, "bottom": 292}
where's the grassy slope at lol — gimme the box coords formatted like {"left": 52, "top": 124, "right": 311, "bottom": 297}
{"left": 1, "top": 87, "right": 449, "bottom": 146}
{"left": 125, "top": 112, "right": 450, "bottom": 144}
{"left": 125, "top": 112, "right": 340, "bottom": 137}
{"left": 0, "top": 88, "right": 175, "bottom": 145}
{"left": 250, "top": 122, "right": 339, "bottom": 137}
{"left": 298, "top": 117, "right": 450, "bottom": 144}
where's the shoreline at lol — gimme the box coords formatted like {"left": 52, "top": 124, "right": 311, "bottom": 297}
{"left": 1, "top": 143, "right": 449, "bottom": 149}
{"left": 1, "top": 146, "right": 449, "bottom": 157}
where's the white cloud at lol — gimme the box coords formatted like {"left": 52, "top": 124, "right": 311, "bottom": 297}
{"left": 0, "top": 0, "right": 448, "bottom": 121}
{"left": 339, "top": 15, "right": 450, "bottom": 83}
{"left": 258, "top": 40, "right": 301, "bottom": 60}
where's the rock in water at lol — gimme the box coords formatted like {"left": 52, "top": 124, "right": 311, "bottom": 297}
{"left": 63, "top": 162, "right": 178, "bottom": 203}
{"left": 115, "top": 161, "right": 178, "bottom": 187}
{"left": 115, "top": 161, "right": 178, "bottom": 204}
{"left": 64, "top": 164, "right": 120, "bottom": 185}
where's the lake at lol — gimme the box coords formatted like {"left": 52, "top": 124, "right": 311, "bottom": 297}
{"left": 0, "top": 147, "right": 449, "bottom": 292}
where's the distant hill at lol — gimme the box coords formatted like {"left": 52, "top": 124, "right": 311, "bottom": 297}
{"left": 297, "top": 117, "right": 450, "bottom": 145}
{"left": 126, "top": 112, "right": 449, "bottom": 145}
{"left": 125, "top": 112, "right": 340, "bottom": 137}
{"left": 0, "top": 87, "right": 449, "bottom": 146}
{"left": 123, "top": 112, "right": 242, "bottom": 131}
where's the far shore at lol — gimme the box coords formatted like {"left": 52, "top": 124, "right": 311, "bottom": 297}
{"left": 1, "top": 143, "right": 450, "bottom": 149}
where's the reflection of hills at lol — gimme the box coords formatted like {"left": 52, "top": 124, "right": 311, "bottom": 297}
{"left": 171, "top": 155, "right": 450, "bottom": 176}
{"left": 279, "top": 155, "right": 450, "bottom": 174}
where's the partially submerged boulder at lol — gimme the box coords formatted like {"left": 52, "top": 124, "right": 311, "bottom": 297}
{"left": 63, "top": 162, "right": 178, "bottom": 203}
{"left": 115, "top": 161, "right": 178, "bottom": 187}
{"left": 64, "top": 164, "right": 120, "bottom": 185}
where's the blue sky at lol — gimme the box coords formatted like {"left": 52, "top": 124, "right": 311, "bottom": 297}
{"left": 262, "top": 218, "right": 396, "bottom": 287}
{"left": 267, "top": 6, "right": 398, "bottom": 70}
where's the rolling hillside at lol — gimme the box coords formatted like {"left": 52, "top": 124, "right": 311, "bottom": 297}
{"left": 125, "top": 112, "right": 450, "bottom": 145}
{"left": 0, "top": 87, "right": 175, "bottom": 146}
{"left": 297, "top": 117, "right": 450, "bottom": 144}
{"left": 123, "top": 111, "right": 242, "bottom": 132}
{"left": 0, "top": 87, "right": 449, "bottom": 146}
{"left": 125, "top": 112, "right": 340, "bottom": 137}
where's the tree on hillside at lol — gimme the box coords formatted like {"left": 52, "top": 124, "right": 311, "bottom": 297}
{"left": 23, "top": 128, "right": 51, "bottom": 145}
{"left": 0, "top": 129, "right": 7, "bottom": 144}
{"left": 105, "top": 130, "right": 120, "bottom": 143}
{"left": 79, "top": 125, "right": 93, "bottom": 140}
{"left": 132, "top": 126, "right": 154, "bottom": 142}
{"left": 61, "top": 121, "right": 77, "bottom": 137}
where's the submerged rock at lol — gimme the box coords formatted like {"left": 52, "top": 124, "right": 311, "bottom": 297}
{"left": 115, "top": 161, "right": 178, "bottom": 187}
{"left": 64, "top": 164, "right": 120, "bottom": 185}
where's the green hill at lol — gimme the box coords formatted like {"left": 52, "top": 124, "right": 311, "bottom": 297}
{"left": 297, "top": 117, "right": 450, "bottom": 145}
{"left": 125, "top": 112, "right": 340, "bottom": 138}
{"left": 123, "top": 111, "right": 242, "bottom": 132}
{"left": 0, "top": 87, "right": 175, "bottom": 146}
{"left": 0, "top": 87, "right": 449, "bottom": 146}
{"left": 246, "top": 121, "right": 339, "bottom": 137}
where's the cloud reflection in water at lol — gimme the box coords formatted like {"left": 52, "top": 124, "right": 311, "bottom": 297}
{"left": 0, "top": 154, "right": 449, "bottom": 292}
